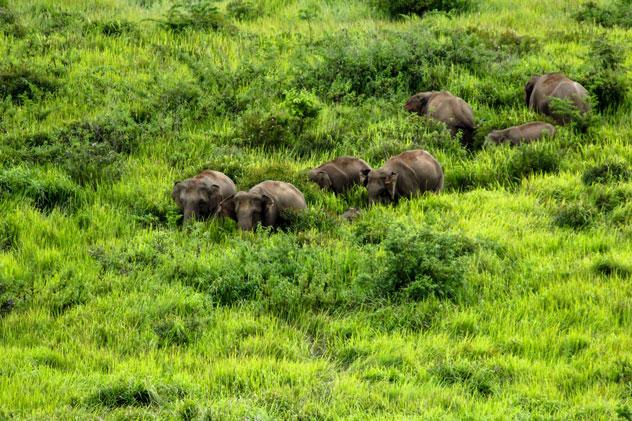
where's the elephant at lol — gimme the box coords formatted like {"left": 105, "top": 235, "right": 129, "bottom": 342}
{"left": 405, "top": 91, "right": 476, "bottom": 146}
{"left": 308, "top": 156, "right": 372, "bottom": 194}
{"left": 172, "top": 170, "right": 236, "bottom": 223}
{"left": 486, "top": 122, "right": 556, "bottom": 146}
{"left": 525, "top": 73, "right": 590, "bottom": 124}
{"left": 219, "top": 180, "right": 307, "bottom": 231}
{"left": 361, "top": 149, "right": 443, "bottom": 205}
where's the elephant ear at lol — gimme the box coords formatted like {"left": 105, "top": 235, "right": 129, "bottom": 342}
{"left": 384, "top": 172, "right": 398, "bottom": 200}
{"left": 525, "top": 76, "right": 539, "bottom": 107}
{"left": 359, "top": 169, "right": 371, "bottom": 187}
{"left": 261, "top": 194, "right": 278, "bottom": 227}
{"left": 218, "top": 194, "right": 237, "bottom": 220}
{"left": 172, "top": 181, "right": 185, "bottom": 208}
{"left": 316, "top": 171, "right": 332, "bottom": 189}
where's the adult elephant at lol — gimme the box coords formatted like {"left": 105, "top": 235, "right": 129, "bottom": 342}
{"left": 172, "top": 170, "right": 236, "bottom": 223}
{"left": 525, "top": 73, "right": 590, "bottom": 124}
{"left": 405, "top": 91, "right": 476, "bottom": 147}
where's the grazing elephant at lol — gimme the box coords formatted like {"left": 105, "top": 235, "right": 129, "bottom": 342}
{"left": 172, "top": 170, "right": 236, "bottom": 223}
{"left": 405, "top": 91, "right": 476, "bottom": 146}
{"left": 487, "top": 122, "right": 556, "bottom": 146}
{"left": 361, "top": 149, "right": 443, "bottom": 205}
{"left": 219, "top": 180, "right": 307, "bottom": 231}
{"left": 308, "top": 156, "right": 372, "bottom": 194}
{"left": 525, "top": 73, "right": 590, "bottom": 123}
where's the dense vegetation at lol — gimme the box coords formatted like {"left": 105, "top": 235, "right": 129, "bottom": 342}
{"left": 1, "top": 0, "right": 631, "bottom": 418}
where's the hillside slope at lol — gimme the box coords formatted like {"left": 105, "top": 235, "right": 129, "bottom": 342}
{"left": 1, "top": 0, "right": 631, "bottom": 418}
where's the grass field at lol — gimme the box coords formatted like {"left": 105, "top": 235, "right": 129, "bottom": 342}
{"left": 1, "top": 0, "right": 632, "bottom": 418}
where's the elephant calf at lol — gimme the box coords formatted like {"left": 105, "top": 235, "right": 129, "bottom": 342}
{"left": 219, "top": 180, "right": 307, "bottom": 231}
{"left": 361, "top": 149, "right": 443, "bottom": 205}
{"left": 308, "top": 156, "right": 371, "bottom": 194}
{"left": 172, "top": 170, "right": 236, "bottom": 223}
{"left": 487, "top": 122, "right": 556, "bottom": 146}
{"left": 405, "top": 91, "right": 475, "bottom": 146}
{"left": 525, "top": 73, "right": 590, "bottom": 124}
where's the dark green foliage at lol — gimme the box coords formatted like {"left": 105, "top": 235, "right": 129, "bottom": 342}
{"left": 281, "top": 207, "right": 339, "bottom": 233}
{"left": 0, "top": 3, "right": 25, "bottom": 37}
{"left": 0, "top": 67, "right": 57, "bottom": 104}
{"left": 294, "top": 28, "right": 496, "bottom": 101}
{"left": 592, "top": 258, "right": 631, "bottom": 277}
{"left": 153, "top": 315, "right": 203, "bottom": 347}
{"left": 4, "top": 116, "right": 143, "bottom": 185}
{"left": 85, "top": 382, "right": 185, "bottom": 408}
{"left": 0, "top": 167, "right": 82, "bottom": 213}
{"left": 582, "top": 40, "right": 630, "bottom": 112}
{"left": 158, "top": 82, "right": 202, "bottom": 113}
{"left": 547, "top": 97, "right": 596, "bottom": 132}
{"left": 507, "top": 144, "right": 560, "bottom": 183}
{"left": 374, "top": 0, "right": 474, "bottom": 18}
{"left": 429, "top": 362, "right": 506, "bottom": 396}
{"left": 98, "top": 20, "right": 136, "bottom": 36}
{"left": 554, "top": 203, "right": 594, "bottom": 230}
{"left": 574, "top": 0, "right": 632, "bottom": 29}
{"left": 364, "top": 225, "right": 476, "bottom": 301}
{"left": 0, "top": 219, "right": 18, "bottom": 251}
{"left": 161, "top": 0, "right": 226, "bottom": 32}
{"left": 226, "top": 0, "right": 260, "bottom": 20}
{"left": 582, "top": 161, "right": 631, "bottom": 185}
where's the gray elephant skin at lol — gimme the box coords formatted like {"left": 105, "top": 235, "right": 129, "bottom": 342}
{"left": 525, "top": 73, "right": 590, "bottom": 124}
{"left": 361, "top": 149, "right": 443, "bottom": 205}
{"left": 487, "top": 122, "right": 556, "bottom": 146}
{"left": 405, "top": 91, "right": 476, "bottom": 146}
{"left": 219, "top": 180, "right": 307, "bottom": 231}
{"left": 172, "top": 170, "right": 236, "bottom": 223}
{"left": 308, "top": 156, "right": 372, "bottom": 194}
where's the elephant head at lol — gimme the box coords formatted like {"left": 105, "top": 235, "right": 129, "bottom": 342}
{"left": 172, "top": 181, "right": 224, "bottom": 223}
{"left": 361, "top": 169, "right": 398, "bottom": 205}
{"left": 219, "top": 192, "right": 277, "bottom": 231}
{"left": 404, "top": 92, "right": 432, "bottom": 115}
{"left": 524, "top": 75, "right": 540, "bottom": 107}
{"left": 308, "top": 169, "right": 333, "bottom": 190}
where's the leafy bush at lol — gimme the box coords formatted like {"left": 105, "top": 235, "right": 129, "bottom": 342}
{"left": 582, "top": 161, "right": 631, "bottom": 185}
{"left": 161, "top": 0, "right": 227, "bottom": 32}
{"left": 226, "top": 0, "right": 260, "bottom": 20}
{"left": 507, "top": 144, "right": 560, "bottom": 183}
{"left": 547, "top": 97, "right": 596, "bottom": 132}
{"left": 582, "top": 40, "right": 630, "bottom": 112}
{"left": 374, "top": 0, "right": 474, "bottom": 18}
{"left": 0, "top": 166, "right": 83, "bottom": 212}
{"left": 294, "top": 28, "right": 496, "bottom": 101}
{"left": 575, "top": 0, "right": 632, "bottom": 29}
{"left": 0, "top": 67, "right": 57, "bottom": 104}
{"left": 553, "top": 203, "right": 594, "bottom": 230}
{"left": 363, "top": 225, "right": 477, "bottom": 301}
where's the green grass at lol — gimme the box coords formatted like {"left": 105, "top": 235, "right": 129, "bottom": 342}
{"left": 1, "top": 0, "right": 632, "bottom": 418}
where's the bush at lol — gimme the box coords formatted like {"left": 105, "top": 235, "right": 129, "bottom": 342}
{"left": 0, "top": 67, "right": 57, "bottom": 104}
{"left": 361, "top": 224, "right": 477, "bottom": 301}
{"left": 575, "top": 0, "right": 632, "bottom": 29}
{"left": 507, "top": 144, "right": 560, "bottom": 183}
{"left": 0, "top": 166, "right": 83, "bottom": 213}
{"left": 582, "top": 161, "right": 631, "bottom": 185}
{"left": 582, "top": 40, "right": 630, "bottom": 112}
{"left": 161, "top": 0, "right": 227, "bottom": 32}
{"left": 553, "top": 203, "right": 594, "bottom": 230}
{"left": 375, "top": 0, "right": 474, "bottom": 18}
{"left": 547, "top": 97, "right": 597, "bottom": 132}
{"left": 226, "top": 0, "right": 260, "bottom": 20}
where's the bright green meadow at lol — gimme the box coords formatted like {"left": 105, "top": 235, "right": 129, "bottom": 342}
{"left": 1, "top": 0, "right": 632, "bottom": 418}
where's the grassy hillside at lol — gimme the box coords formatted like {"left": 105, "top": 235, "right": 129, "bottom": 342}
{"left": 1, "top": 0, "right": 631, "bottom": 418}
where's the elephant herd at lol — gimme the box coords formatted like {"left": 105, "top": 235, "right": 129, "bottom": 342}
{"left": 173, "top": 72, "right": 591, "bottom": 230}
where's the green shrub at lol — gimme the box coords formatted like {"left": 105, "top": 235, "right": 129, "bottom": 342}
{"left": 0, "top": 67, "right": 57, "bottom": 104}
{"left": 374, "top": 0, "right": 474, "bottom": 18}
{"left": 582, "top": 40, "right": 630, "bottom": 112}
{"left": 548, "top": 97, "right": 597, "bottom": 132}
{"left": 361, "top": 224, "right": 477, "bottom": 301}
{"left": 575, "top": 0, "right": 632, "bottom": 29}
{"left": 554, "top": 203, "right": 594, "bottom": 230}
{"left": 582, "top": 161, "right": 631, "bottom": 185}
{"left": 226, "top": 0, "right": 260, "bottom": 20}
{"left": 0, "top": 166, "right": 83, "bottom": 213}
{"left": 161, "top": 0, "right": 227, "bottom": 32}
{"left": 0, "top": 4, "right": 25, "bottom": 37}
{"left": 507, "top": 144, "right": 560, "bottom": 183}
